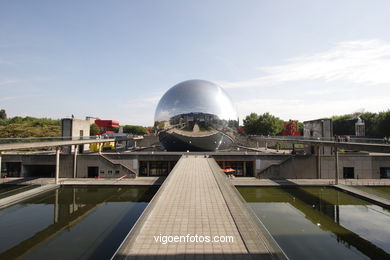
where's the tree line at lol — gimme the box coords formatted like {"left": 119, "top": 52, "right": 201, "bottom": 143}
{"left": 1, "top": 108, "right": 388, "bottom": 138}
{"left": 0, "top": 109, "right": 61, "bottom": 138}
{"left": 332, "top": 111, "right": 390, "bottom": 138}
{"left": 242, "top": 110, "right": 390, "bottom": 137}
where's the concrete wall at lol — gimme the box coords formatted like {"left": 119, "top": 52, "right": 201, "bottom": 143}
{"left": 139, "top": 136, "right": 159, "bottom": 147}
{"left": 2, "top": 152, "right": 389, "bottom": 179}
{"left": 61, "top": 118, "right": 91, "bottom": 153}
{"left": 304, "top": 119, "right": 333, "bottom": 155}
{"left": 259, "top": 153, "right": 390, "bottom": 179}
{"left": 75, "top": 155, "right": 125, "bottom": 178}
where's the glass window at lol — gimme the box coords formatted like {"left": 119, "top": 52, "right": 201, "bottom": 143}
{"left": 380, "top": 167, "right": 390, "bottom": 178}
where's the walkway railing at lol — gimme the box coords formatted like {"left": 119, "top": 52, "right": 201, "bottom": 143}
{"left": 251, "top": 135, "right": 389, "bottom": 145}
{"left": 0, "top": 136, "right": 105, "bottom": 145}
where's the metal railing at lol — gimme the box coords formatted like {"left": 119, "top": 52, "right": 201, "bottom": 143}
{"left": 251, "top": 135, "right": 389, "bottom": 145}
{"left": 0, "top": 136, "right": 109, "bottom": 145}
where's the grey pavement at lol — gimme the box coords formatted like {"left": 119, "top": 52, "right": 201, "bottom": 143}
{"left": 0, "top": 184, "right": 59, "bottom": 209}
{"left": 114, "top": 156, "right": 284, "bottom": 259}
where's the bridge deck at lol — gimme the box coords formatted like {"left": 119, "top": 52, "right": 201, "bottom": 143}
{"left": 0, "top": 138, "right": 116, "bottom": 151}
{"left": 114, "top": 156, "right": 285, "bottom": 259}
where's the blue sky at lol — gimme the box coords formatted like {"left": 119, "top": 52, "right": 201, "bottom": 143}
{"left": 1, "top": 0, "right": 390, "bottom": 126}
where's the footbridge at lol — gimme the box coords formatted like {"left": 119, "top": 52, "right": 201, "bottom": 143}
{"left": 251, "top": 136, "right": 390, "bottom": 153}
{"left": 113, "top": 155, "right": 287, "bottom": 259}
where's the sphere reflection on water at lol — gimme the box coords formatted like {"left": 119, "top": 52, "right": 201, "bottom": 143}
{"left": 154, "top": 79, "right": 238, "bottom": 151}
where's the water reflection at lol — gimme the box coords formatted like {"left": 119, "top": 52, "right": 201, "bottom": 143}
{"left": 238, "top": 186, "right": 390, "bottom": 260}
{"left": 0, "top": 185, "right": 158, "bottom": 259}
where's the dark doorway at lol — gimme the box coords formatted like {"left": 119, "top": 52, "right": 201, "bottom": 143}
{"left": 343, "top": 167, "right": 354, "bottom": 179}
{"left": 5, "top": 162, "right": 21, "bottom": 177}
{"left": 24, "top": 165, "right": 55, "bottom": 177}
{"left": 246, "top": 162, "right": 254, "bottom": 177}
{"left": 88, "top": 167, "right": 99, "bottom": 178}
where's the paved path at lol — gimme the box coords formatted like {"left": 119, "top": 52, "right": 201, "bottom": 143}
{"left": 114, "top": 156, "right": 285, "bottom": 259}
{"left": 231, "top": 177, "right": 390, "bottom": 186}
{"left": 0, "top": 184, "right": 59, "bottom": 209}
{"left": 335, "top": 184, "right": 390, "bottom": 208}
{"left": 0, "top": 177, "right": 165, "bottom": 186}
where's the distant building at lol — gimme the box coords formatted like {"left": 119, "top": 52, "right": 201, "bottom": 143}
{"left": 281, "top": 120, "right": 301, "bottom": 136}
{"left": 61, "top": 118, "right": 90, "bottom": 154}
{"left": 355, "top": 117, "right": 365, "bottom": 137}
{"left": 303, "top": 119, "right": 333, "bottom": 155}
{"left": 86, "top": 116, "right": 99, "bottom": 125}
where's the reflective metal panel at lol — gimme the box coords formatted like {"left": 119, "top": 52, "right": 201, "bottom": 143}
{"left": 154, "top": 80, "right": 238, "bottom": 151}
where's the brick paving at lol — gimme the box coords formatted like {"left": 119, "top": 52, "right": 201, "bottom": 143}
{"left": 114, "top": 156, "right": 281, "bottom": 259}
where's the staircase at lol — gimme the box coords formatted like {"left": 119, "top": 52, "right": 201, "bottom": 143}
{"left": 258, "top": 155, "right": 294, "bottom": 178}
{"left": 99, "top": 154, "right": 136, "bottom": 178}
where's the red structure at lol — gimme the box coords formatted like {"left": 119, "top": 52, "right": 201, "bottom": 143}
{"left": 281, "top": 120, "right": 301, "bottom": 136}
{"left": 95, "top": 119, "right": 120, "bottom": 135}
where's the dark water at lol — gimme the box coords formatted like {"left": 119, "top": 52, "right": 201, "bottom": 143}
{"left": 238, "top": 186, "right": 390, "bottom": 260}
{"left": 0, "top": 185, "right": 158, "bottom": 259}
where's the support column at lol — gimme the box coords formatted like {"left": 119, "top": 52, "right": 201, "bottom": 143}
{"left": 147, "top": 161, "right": 150, "bottom": 177}
{"left": 99, "top": 142, "right": 102, "bottom": 154}
{"left": 243, "top": 161, "right": 247, "bottom": 176}
{"left": 55, "top": 147, "right": 60, "bottom": 185}
{"left": 317, "top": 146, "right": 321, "bottom": 179}
{"left": 73, "top": 145, "right": 78, "bottom": 178}
{"left": 292, "top": 144, "right": 295, "bottom": 154}
{"left": 0, "top": 152, "right": 2, "bottom": 178}
{"left": 335, "top": 147, "right": 339, "bottom": 185}
{"left": 54, "top": 188, "right": 59, "bottom": 223}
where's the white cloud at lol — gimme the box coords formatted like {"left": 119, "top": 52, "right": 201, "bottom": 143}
{"left": 221, "top": 39, "right": 390, "bottom": 88}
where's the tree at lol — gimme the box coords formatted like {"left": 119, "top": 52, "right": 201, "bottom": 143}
{"left": 90, "top": 123, "right": 100, "bottom": 135}
{"left": 243, "top": 113, "right": 259, "bottom": 135}
{"left": 257, "top": 112, "right": 284, "bottom": 135}
{"left": 331, "top": 111, "right": 390, "bottom": 137}
{"left": 0, "top": 109, "right": 6, "bottom": 120}
{"left": 243, "top": 112, "right": 283, "bottom": 135}
{"left": 332, "top": 114, "right": 355, "bottom": 135}
{"left": 122, "top": 125, "right": 147, "bottom": 135}
{"left": 375, "top": 111, "right": 390, "bottom": 137}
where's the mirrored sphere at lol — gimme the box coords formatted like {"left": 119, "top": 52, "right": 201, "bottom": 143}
{"left": 154, "top": 79, "right": 238, "bottom": 151}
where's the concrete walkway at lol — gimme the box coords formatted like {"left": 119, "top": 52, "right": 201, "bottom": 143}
{"left": 0, "top": 177, "right": 165, "bottom": 186}
{"left": 231, "top": 177, "right": 390, "bottom": 186}
{"left": 113, "top": 156, "right": 286, "bottom": 259}
{"left": 0, "top": 184, "right": 59, "bottom": 209}
{"left": 334, "top": 184, "right": 390, "bottom": 208}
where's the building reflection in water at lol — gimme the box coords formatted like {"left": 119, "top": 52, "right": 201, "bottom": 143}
{"left": 238, "top": 186, "right": 390, "bottom": 259}
{"left": 0, "top": 186, "right": 158, "bottom": 259}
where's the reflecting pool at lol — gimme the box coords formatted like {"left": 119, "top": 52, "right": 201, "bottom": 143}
{"left": 0, "top": 185, "right": 158, "bottom": 259}
{"left": 238, "top": 186, "right": 390, "bottom": 260}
